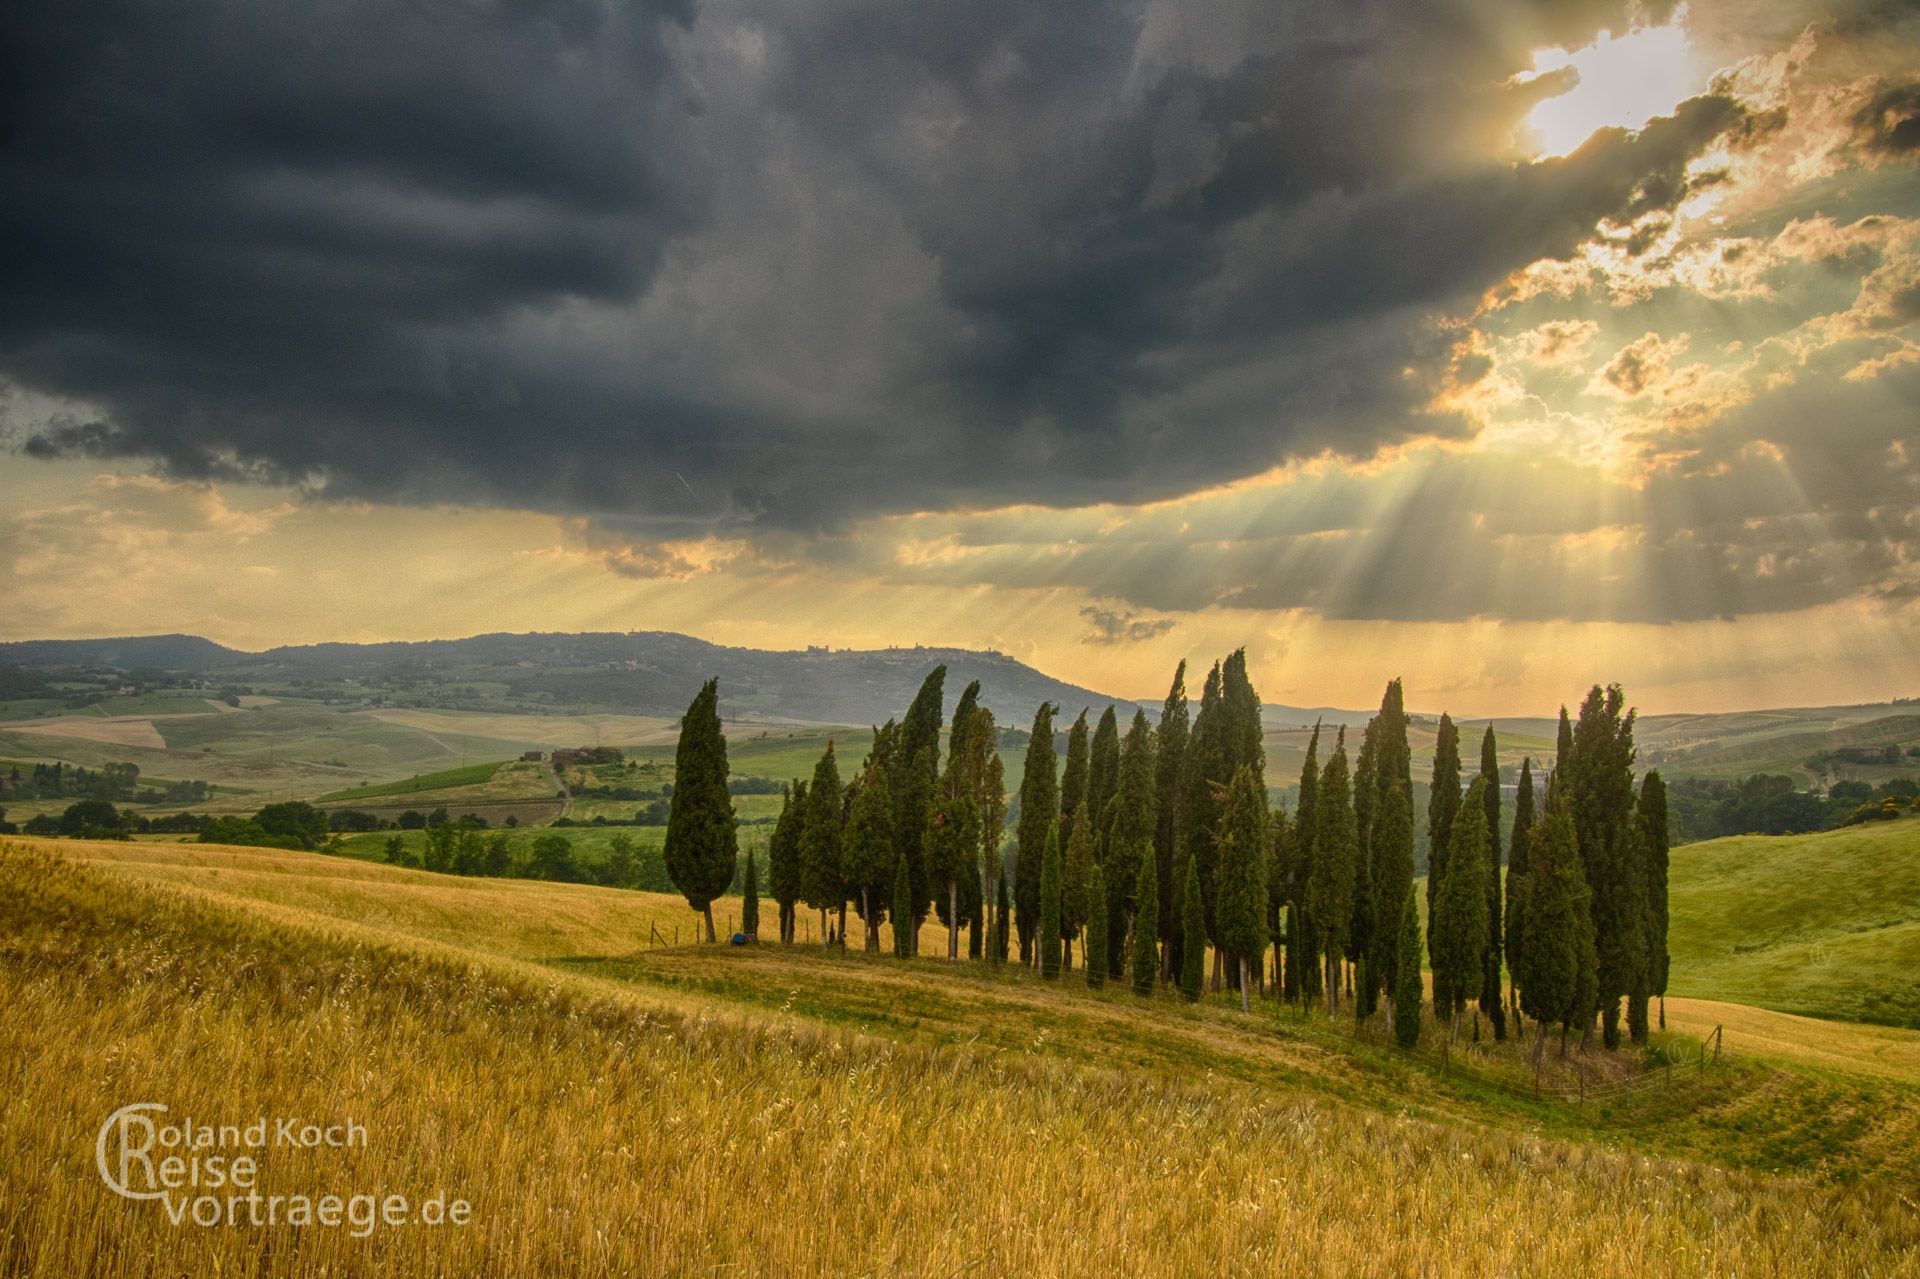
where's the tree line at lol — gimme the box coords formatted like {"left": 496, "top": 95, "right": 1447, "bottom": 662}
{"left": 662, "top": 661, "right": 1671, "bottom": 1066}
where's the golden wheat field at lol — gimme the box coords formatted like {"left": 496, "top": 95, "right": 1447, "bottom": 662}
{"left": 4, "top": 838, "right": 1920, "bottom": 1277}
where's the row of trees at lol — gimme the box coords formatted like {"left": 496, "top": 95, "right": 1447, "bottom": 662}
{"left": 661, "top": 664, "right": 1672, "bottom": 1063}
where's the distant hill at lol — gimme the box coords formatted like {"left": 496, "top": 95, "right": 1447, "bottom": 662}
{"left": 0, "top": 630, "right": 1149, "bottom": 727}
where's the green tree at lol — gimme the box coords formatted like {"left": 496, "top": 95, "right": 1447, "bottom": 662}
{"left": 991, "top": 874, "right": 1011, "bottom": 965}
{"left": 1286, "top": 724, "right": 1322, "bottom": 1004}
{"left": 1370, "top": 776, "right": 1416, "bottom": 1022}
{"left": 768, "top": 780, "right": 806, "bottom": 944}
{"left": 254, "top": 800, "right": 328, "bottom": 850}
{"left": 1431, "top": 777, "right": 1491, "bottom": 1043}
{"left": 1086, "top": 706, "right": 1121, "bottom": 857}
{"left": 1131, "top": 831, "right": 1160, "bottom": 996}
{"left": 1039, "top": 821, "right": 1063, "bottom": 979}
{"left": 1566, "top": 684, "right": 1640, "bottom": 1049}
{"left": 664, "top": 679, "right": 739, "bottom": 942}
{"left": 843, "top": 764, "right": 897, "bottom": 952}
{"left": 1516, "top": 793, "right": 1594, "bottom": 1067}
{"left": 530, "top": 832, "right": 579, "bottom": 884}
{"left": 892, "top": 850, "right": 913, "bottom": 958}
{"left": 1179, "top": 663, "right": 1228, "bottom": 989}
{"left": 926, "top": 786, "right": 980, "bottom": 962}
{"left": 1084, "top": 863, "right": 1108, "bottom": 990}
{"left": 1425, "top": 713, "right": 1461, "bottom": 1009}
{"left": 1639, "top": 770, "right": 1671, "bottom": 1030}
{"left": 798, "top": 743, "right": 847, "bottom": 947}
{"left": 741, "top": 852, "right": 760, "bottom": 939}
{"left": 1504, "top": 760, "right": 1536, "bottom": 1014}
{"left": 1478, "top": 726, "right": 1507, "bottom": 1041}
{"left": 890, "top": 666, "right": 946, "bottom": 928}
{"left": 1152, "top": 662, "right": 1189, "bottom": 971}
{"left": 1179, "top": 854, "right": 1206, "bottom": 1002}
{"left": 606, "top": 832, "right": 638, "bottom": 888}
{"left": 1215, "top": 765, "right": 1269, "bottom": 1012}
{"left": 1310, "top": 729, "right": 1357, "bottom": 1014}
{"left": 1060, "top": 710, "right": 1091, "bottom": 844}
{"left": 1220, "top": 649, "right": 1265, "bottom": 781}
{"left": 1393, "top": 886, "right": 1423, "bottom": 1049}
{"left": 1014, "top": 702, "right": 1059, "bottom": 965}
{"left": 1103, "top": 711, "right": 1157, "bottom": 978}
{"left": 1061, "top": 799, "right": 1095, "bottom": 969}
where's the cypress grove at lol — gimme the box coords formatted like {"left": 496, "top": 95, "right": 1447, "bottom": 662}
{"left": 663, "top": 679, "right": 738, "bottom": 943}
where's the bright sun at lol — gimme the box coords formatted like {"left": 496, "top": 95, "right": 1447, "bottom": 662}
{"left": 1522, "top": 14, "right": 1702, "bottom": 158}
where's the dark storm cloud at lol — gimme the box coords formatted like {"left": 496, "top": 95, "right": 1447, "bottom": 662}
{"left": 4, "top": 0, "right": 1747, "bottom": 534}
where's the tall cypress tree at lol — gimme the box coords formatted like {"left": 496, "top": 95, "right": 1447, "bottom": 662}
{"left": 1393, "top": 885, "right": 1422, "bottom": 1048}
{"left": 1310, "top": 729, "right": 1357, "bottom": 1015}
{"left": 1555, "top": 706, "right": 1573, "bottom": 777}
{"left": 1216, "top": 765, "right": 1270, "bottom": 1013}
{"left": 1039, "top": 820, "right": 1063, "bottom": 979}
{"left": 1517, "top": 792, "right": 1593, "bottom": 1066}
{"left": 1179, "top": 663, "right": 1227, "bottom": 986}
{"left": 926, "top": 786, "right": 980, "bottom": 962}
{"left": 1104, "top": 711, "right": 1157, "bottom": 978}
{"left": 1426, "top": 713, "right": 1461, "bottom": 1010}
{"left": 1267, "top": 805, "right": 1291, "bottom": 990}
{"left": 1084, "top": 863, "right": 1108, "bottom": 990}
{"left": 768, "top": 780, "right": 806, "bottom": 944}
{"left": 1504, "top": 759, "right": 1536, "bottom": 1016}
{"left": 1014, "top": 702, "right": 1059, "bottom": 965}
{"left": 1220, "top": 649, "right": 1265, "bottom": 781}
{"left": 1131, "top": 831, "right": 1159, "bottom": 995}
{"left": 1432, "top": 776, "right": 1490, "bottom": 1042}
{"left": 1350, "top": 722, "right": 1378, "bottom": 1017}
{"left": 1061, "top": 798, "right": 1094, "bottom": 970}
{"left": 947, "top": 680, "right": 980, "bottom": 771}
{"left": 1060, "top": 710, "right": 1091, "bottom": 845}
{"left": 892, "top": 667, "right": 946, "bottom": 928}
{"left": 798, "top": 743, "right": 847, "bottom": 946}
{"left": 741, "top": 851, "right": 760, "bottom": 940}
{"left": 1286, "top": 723, "right": 1322, "bottom": 1004}
{"left": 664, "top": 679, "right": 739, "bottom": 942}
{"left": 1639, "top": 770, "right": 1671, "bottom": 1030}
{"left": 1478, "top": 726, "right": 1506, "bottom": 1041}
{"left": 991, "top": 874, "right": 1010, "bottom": 965}
{"left": 843, "top": 764, "right": 897, "bottom": 952}
{"left": 1179, "top": 854, "right": 1206, "bottom": 1002}
{"left": 1370, "top": 776, "right": 1416, "bottom": 1022}
{"left": 1153, "top": 663, "right": 1189, "bottom": 970}
{"left": 1567, "top": 684, "right": 1639, "bottom": 1049}
{"left": 1086, "top": 706, "right": 1121, "bottom": 859}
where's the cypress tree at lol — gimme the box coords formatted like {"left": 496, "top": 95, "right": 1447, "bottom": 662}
{"left": 1086, "top": 706, "right": 1121, "bottom": 857}
{"left": 892, "top": 667, "right": 946, "bottom": 928}
{"left": 1350, "top": 722, "right": 1378, "bottom": 1017}
{"left": 1504, "top": 759, "right": 1536, "bottom": 1014}
{"left": 1131, "top": 831, "right": 1159, "bottom": 995}
{"left": 926, "top": 787, "right": 980, "bottom": 962}
{"left": 1084, "top": 863, "right": 1108, "bottom": 989}
{"left": 664, "top": 679, "right": 739, "bottom": 942}
{"left": 1061, "top": 799, "right": 1094, "bottom": 970}
{"left": 1179, "top": 854, "right": 1206, "bottom": 1001}
{"left": 1517, "top": 792, "right": 1593, "bottom": 1067}
{"left": 1393, "top": 885, "right": 1422, "bottom": 1048}
{"left": 1432, "top": 776, "right": 1491, "bottom": 1042}
{"left": 1014, "top": 702, "right": 1059, "bottom": 965}
{"left": 768, "top": 780, "right": 806, "bottom": 944}
{"left": 1426, "top": 713, "right": 1461, "bottom": 1009}
{"left": 1220, "top": 649, "right": 1265, "bottom": 780}
{"left": 1267, "top": 805, "right": 1291, "bottom": 990}
{"left": 1567, "top": 684, "right": 1639, "bottom": 1049}
{"left": 1310, "top": 729, "right": 1356, "bottom": 1014}
{"left": 741, "top": 851, "right": 760, "bottom": 940}
{"left": 1216, "top": 765, "right": 1270, "bottom": 1013}
{"left": 843, "top": 764, "right": 897, "bottom": 952}
{"left": 1179, "top": 663, "right": 1227, "bottom": 986}
{"left": 1555, "top": 706, "right": 1573, "bottom": 777}
{"left": 1060, "top": 710, "right": 1091, "bottom": 844}
{"left": 1153, "top": 663, "right": 1189, "bottom": 970}
{"left": 1639, "top": 770, "right": 1671, "bottom": 1030}
{"left": 1478, "top": 726, "right": 1506, "bottom": 1041}
{"left": 1370, "top": 776, "right": 1416, "bottom": 1022}
{"left": 797, "top": 743, "right": 846, "bottom": 947}
{"left": 947, "top": 680, "right": 980, "bottom": 770}
{"left": 1039, "top": 822, "right": 1063, "bottom": 979}
{"left": 892, "top": 849, "right": 913, "bottom": 957}
{"left": 1104, "top": 711, "right": 1157, "bottom": 978}
{"left": 1286, "top": 724, "right": 1322, "bottom": 1004}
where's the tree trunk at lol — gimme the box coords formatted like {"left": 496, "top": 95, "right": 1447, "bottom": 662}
{"left": 1239, "top": 955, "right": 1252, "bottom": 1014}
{"left": 1211, "top": 947, "right": 1223, "bottom": 993}
{"left": 948, "top": 880, "right": 960, "bottom": 961}
{"left": 1531, "top": 1017, "right": 1548, "bottom": 1091}
{"left": 702, "top": 903, "right": 717, "bottom": 943}
{"left": 820, "top": 908, "right": 829, "bottom": 948}
{"left": 837, "top": 903, "right": 847, "bottom": 950}
{"left": 1659, "top": 995, "right": 1666, "bottom": 1031}
{"left": 861, "top": 888, "right": 878, "bottom": 952}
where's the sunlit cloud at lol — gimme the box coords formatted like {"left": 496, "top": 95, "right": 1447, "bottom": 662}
{"left": 1522, "top": 13, "right": 1706, "bottom": 158}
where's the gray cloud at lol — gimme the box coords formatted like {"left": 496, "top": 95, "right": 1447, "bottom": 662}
{"left": 1079, "top": 604, "right": 1178, "bottom": 646}
{"left": 2, "top": 0, "right": 1761, "bottom": 537}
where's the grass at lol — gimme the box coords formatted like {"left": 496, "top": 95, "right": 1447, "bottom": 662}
{"left": 1667, "top": 815, "right": 1920, "bottom": 1027}
{"left": 315, "top": 759, "right": 508, "bottom": 803}
{"left": 7, "top": 838, "right": 1920, "bottom": 1276}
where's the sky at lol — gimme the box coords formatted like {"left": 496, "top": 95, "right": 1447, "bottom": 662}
{"left": 1, "top": 0, "right": 1917, "bottom": 715}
